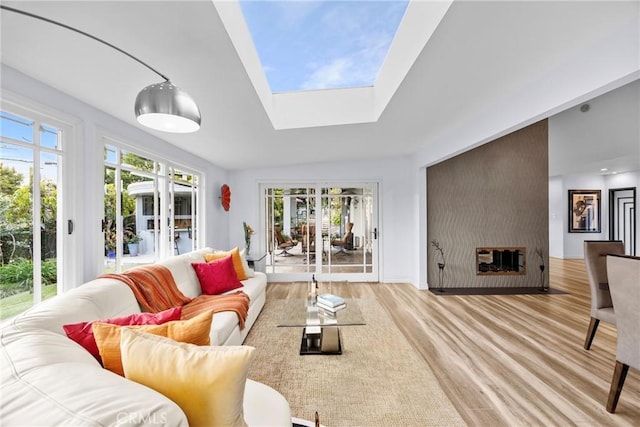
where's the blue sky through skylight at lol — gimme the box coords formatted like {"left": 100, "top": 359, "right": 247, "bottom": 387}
{"left": 238, "top": 0, "right": 409, "bottom": 93}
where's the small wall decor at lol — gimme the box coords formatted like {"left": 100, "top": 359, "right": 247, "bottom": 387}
{"left": 568, "top": 189, "right": 601, "bottom": 233}
{"left": 220, "top": 184, "right": 231, "bottom": 211}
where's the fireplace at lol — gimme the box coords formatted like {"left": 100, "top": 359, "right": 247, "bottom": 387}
{"left": 476, "top": 247, "right": 526, "bottom": 275}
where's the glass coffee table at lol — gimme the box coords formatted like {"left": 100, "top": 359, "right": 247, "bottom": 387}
{"left": 278, "top": 298, "right": 366, "bottom": 355}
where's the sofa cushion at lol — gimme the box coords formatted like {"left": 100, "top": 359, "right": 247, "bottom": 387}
{"left": 62, "top": 307, "right": 182, "bottom": 360}
{"left": 93, "top": 310, "right": 213, "bottom": 376}
{"left": 233, "top": 274, "right": 264, "bottom": 303}
{"left": 7, "top": 278, "right": 140, "bottom": 335}
{"left": 192, "top": 256, "right": 243, "bottom": 295}
{"left": 157, "top": 250, "right": 209, "bottom": 298}
{"left": 121, "top": 328, "right": 255, "bottom": 427}
{"left": 205, "top": 247, "right": 249, "bottom": 280}
{"left": 205, "top": 273, "right": 266, "bottom": 346}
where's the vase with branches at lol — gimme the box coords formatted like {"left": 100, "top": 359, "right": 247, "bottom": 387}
{"left": 431, "top": 240, "right": 446, "bottom": 291}
{"left": 243, "top": 222, "right": 255, "bottom": 255}
{"left": 536, "top": 248, "right": 547, "bottom": 292}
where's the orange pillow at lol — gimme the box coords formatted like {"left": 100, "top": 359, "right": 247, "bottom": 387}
{"left": 93, "top": 310, "right": 213, "bottom": 376}
{"left": 204, "top": 247, "right": 248, "bottom": 280}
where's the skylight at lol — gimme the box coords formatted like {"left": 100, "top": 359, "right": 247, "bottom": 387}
{"left": 238, "top": 0, "right": 409, "bottom": 93}
{"left": 215, "top": 0, "right": 452, "bottom": 129}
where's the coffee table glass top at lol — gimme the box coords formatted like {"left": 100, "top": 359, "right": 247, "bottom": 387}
{"left": 278, "top": 298, "right": 366, "bottom": 327}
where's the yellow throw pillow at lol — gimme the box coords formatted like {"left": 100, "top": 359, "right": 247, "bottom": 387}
{"left": 204, "top": 247, "right": 248, "bottom": 280}
{"left": 120, "top": 328, "right": 255, "bottom": 427}
{"left": 93, "top": 310, "right": 213, "bottom": 376}
{"left": 239, "top": 249, "right": 255, "bottom": 278}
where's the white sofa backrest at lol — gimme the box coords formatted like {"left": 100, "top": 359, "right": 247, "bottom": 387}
{"left": 156, "top": 247, "right": 213, "bottom": 298}
{"left": 7, "top": 278, "right": 139, "bottom": 335}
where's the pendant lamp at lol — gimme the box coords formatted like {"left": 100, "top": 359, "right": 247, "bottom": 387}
{"left": 135, "top": 81, "right": 201, "bottom": 133}
{"left": 2, "top": 5, "right": 201, "bottom": 133}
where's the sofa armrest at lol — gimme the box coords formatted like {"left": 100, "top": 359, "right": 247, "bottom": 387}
{"left": 243, "top": 379, "right": 291, "bottom": 427}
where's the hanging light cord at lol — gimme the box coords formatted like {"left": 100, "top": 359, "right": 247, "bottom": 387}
{"left": 1, "top": 5, "right": 169, "bottom": 82}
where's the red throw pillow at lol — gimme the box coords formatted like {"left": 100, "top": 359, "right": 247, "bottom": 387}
{"left": 63, "top": 306, "right": 182, "bottom": 361}
{"left": 192, "top": 255, "right": 243, "bottom": 295}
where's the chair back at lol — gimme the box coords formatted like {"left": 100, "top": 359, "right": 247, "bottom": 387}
{"left": 583, "top": 240, "right": 624, "bottom": 314}
{"left": 301, "top": 223, "right": 316, "bottom": 253}
{"left": 344, "top": 222, "right": 354, "bottom": 249}
{"left": 273, "top": 225, "right": 286, "bottom": 245}
{"left": 606, "top": 254, "right": 640, "bottom": 368}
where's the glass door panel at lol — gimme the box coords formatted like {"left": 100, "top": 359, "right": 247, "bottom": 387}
{"left": 170, "top": 168, "right": 198, "bottom": 255}
{"left": 262, "top": 183, "right": 378, "bottom": 282}
{"left": 265, "top": 187, "right": 316, "bottom": 276}
{"left": 104, "top": 146, "right": 160, "bottom": 272}
{"left": 320, "top": 185, "right": 376, "bottom": 280}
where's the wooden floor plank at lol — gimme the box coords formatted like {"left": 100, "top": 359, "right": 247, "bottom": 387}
{"left": 264, "top": 258, "right": 640, "bottom": 426}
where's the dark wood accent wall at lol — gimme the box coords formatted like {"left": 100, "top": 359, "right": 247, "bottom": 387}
{"left": 427, "top": 120, "right": 549, "bottom": 288}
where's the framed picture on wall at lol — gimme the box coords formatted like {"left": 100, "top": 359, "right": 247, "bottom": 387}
{"left": 569, "top": 189, "right": 601, "bottom": 233}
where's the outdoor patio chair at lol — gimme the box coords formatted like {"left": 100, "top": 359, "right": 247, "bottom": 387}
{"left": 331, "top": 222, "right": 354, "bottom": 255}
{"left": 274, "top": 225, "right": 298, "bottom": 256}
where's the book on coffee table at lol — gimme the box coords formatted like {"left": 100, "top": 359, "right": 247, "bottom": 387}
{"left": 317, "top": 301, "right": 346, "bottom": 313}
{"left": 317, "top": 293, "right": 345, "bottom": 307}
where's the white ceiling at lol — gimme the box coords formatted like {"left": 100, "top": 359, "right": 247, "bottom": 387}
{"left": 1, "top": 1, "right": 638, "bottom": 172}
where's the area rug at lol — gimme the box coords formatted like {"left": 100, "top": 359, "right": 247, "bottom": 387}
{"left": 243, "top": 298, "right": 465, "bottom": 427}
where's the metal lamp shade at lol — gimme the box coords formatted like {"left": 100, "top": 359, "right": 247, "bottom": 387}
{"left": 135, "top": 81, "right": 201, "bottom": 133}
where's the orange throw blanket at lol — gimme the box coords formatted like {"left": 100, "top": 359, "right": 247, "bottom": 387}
{"left": 182, "top": 291, "right": 250, "bottom": 330}
{"left": 100, "top": 264, "right": 250, "bottom": 329}
{"left": 100, "top": 264, "right": 191, "bottom": 312}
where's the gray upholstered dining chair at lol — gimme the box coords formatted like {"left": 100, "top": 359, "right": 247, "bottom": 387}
{"left": 605, "top": 254, "right": 640, "bottom": 413}
{"left": 582, "top": 240, "right": 625, "bottom": 350}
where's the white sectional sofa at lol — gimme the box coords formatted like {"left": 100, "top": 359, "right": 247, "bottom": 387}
{"left": 0, "top": 248, "right": 290, "bottom": 426}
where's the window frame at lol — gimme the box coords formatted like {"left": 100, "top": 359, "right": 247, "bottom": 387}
{"left": 98, "top": 132, "right": 203, "bottom": 273}
{"left": 1, "top": 91, "right": 82, "bottom": 308}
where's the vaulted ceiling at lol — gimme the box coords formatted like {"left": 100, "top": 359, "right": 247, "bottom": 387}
{"left": 1, "top": 1, "right": 638, "bottom": 171}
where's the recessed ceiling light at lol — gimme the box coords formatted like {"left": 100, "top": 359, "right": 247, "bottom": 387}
{"left": 600, "top": 168, "right": 608, "bottom": 172}
{"left": 612, "top": 171, "right": 618, "bottom": 175}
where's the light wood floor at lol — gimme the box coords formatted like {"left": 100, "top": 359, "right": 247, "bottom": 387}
{"left": 265, "top": 258, "right": 639, "bottom": 426}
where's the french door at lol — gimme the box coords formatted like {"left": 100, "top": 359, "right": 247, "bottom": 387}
{"left": 0, "top": 105, "right": 77, "bottom": 320}
{"left": 609, "top": 187, "right": 636, "bottom": 255}
{"left": 261, "top": 182, "right": 378, "bottom": 282}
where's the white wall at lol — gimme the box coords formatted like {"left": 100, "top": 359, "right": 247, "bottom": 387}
{"left": 228, "top": 156, "right": 417, "bottom": 284}
{"left": 1, "top": 65, "right": 228, "bottom": 285}
{"left": 548, "top": 177, "right": 565, "bottom": 258}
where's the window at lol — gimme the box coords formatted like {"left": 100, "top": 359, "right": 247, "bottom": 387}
{"left": 0, "top": 110, "right": 66, "bottom": 319}
{"left": 102, "top": 140, "right": 200, "bottom": 273}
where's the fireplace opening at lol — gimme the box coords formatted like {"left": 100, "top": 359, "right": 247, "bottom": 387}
{"left": 476, "top": 247, "right": 526, "bottom": 275}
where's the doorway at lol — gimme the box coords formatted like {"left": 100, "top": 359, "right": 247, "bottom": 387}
{"left": 609, "top": 187, "right": 636, "bottom": 255}
{"left": 261, "top": 183, "right": 379, "bottom": 282}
